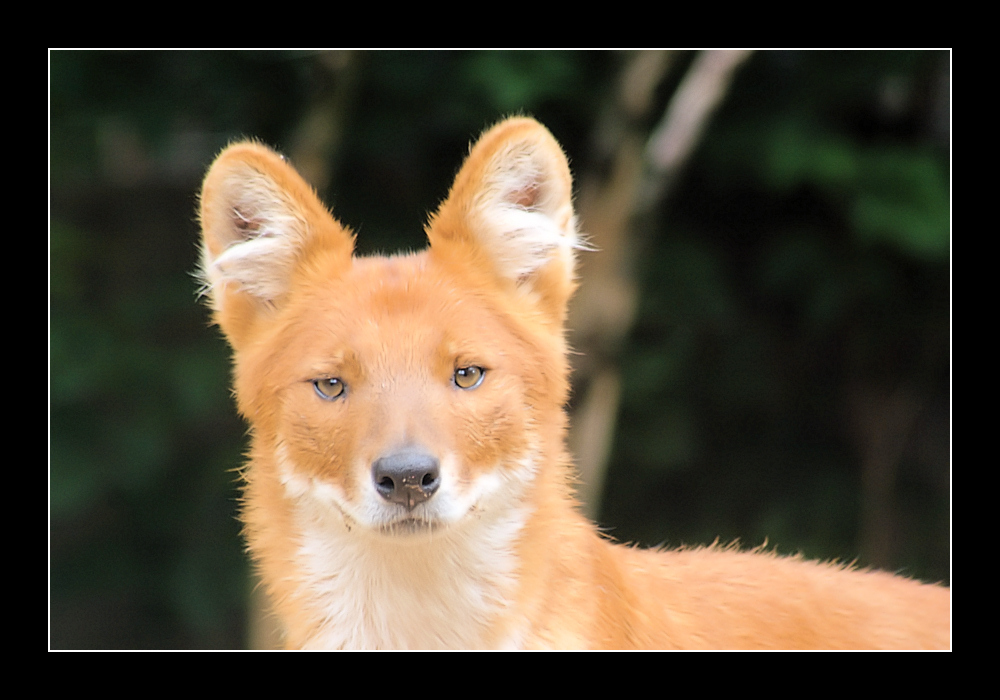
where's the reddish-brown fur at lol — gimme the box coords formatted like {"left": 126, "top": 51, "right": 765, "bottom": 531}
{"left": 199, "top": 118, "right": 950, "bottom": 649}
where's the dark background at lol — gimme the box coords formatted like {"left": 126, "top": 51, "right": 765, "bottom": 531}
{"left": 49, "top": 50, "right": 950, "bottom": 649}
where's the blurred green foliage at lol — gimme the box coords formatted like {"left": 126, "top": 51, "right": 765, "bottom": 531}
{"left": 605, "top": 51, "right": 949, "bottom": 569}
{"left": 50, "top": 50, "right": 950, "bottom": 648}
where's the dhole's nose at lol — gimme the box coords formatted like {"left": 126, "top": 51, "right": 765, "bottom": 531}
{"left": 372, "top": 450, "right": 441, "bottom": 509}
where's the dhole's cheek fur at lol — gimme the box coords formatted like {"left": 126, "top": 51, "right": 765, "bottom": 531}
{"left": 455, "top": 374, "right": 533, "bottom": 471}
{"left": 276, "top": 385, "right": 361, "bottom": 500}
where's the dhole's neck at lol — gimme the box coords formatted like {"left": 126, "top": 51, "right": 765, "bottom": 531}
{"left": 270, "top": 455, "right": 535, "bottom": 649}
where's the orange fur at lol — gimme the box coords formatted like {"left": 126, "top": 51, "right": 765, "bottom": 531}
{"left": 198, "top": 118, "right": 950, "bottom": 649}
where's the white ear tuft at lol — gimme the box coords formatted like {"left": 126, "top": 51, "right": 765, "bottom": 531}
{"left": 469, "top": 137, "right": 581, "bottom": 283}
{"left": 200, "top": 166, "right": 308, "bottom": 302}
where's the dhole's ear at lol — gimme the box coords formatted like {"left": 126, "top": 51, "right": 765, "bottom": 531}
{"left": 198, "top": 141, "right": 353, "bottom": 345}
{"left": 427, "top": 118, "right": 583, "bottom": 323}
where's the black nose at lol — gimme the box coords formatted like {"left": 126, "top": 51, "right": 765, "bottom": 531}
{"left": 372, "top": 450, "right": 441, "bottom": 509}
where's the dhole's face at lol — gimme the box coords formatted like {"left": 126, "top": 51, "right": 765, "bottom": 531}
{"left": 249, "top": 253, "right": 542, "bottom": 537}
{"left": 201, "top": 121, "right": 578, "bottom": 556}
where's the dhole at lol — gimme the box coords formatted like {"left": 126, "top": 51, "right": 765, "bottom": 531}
{"left": 198, "top": 117, "right": 950, "bottom": 649}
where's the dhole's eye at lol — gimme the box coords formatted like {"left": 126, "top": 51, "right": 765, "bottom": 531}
{"left": 313, "top": 377, "right": 346, "bottom": 400}
{"left": 454, "top": 366, "right": 485, "bottom": 390}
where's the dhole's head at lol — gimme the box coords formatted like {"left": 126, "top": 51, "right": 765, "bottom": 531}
{"left": 199, "top": 118, "right": 582, "bottom": 538}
